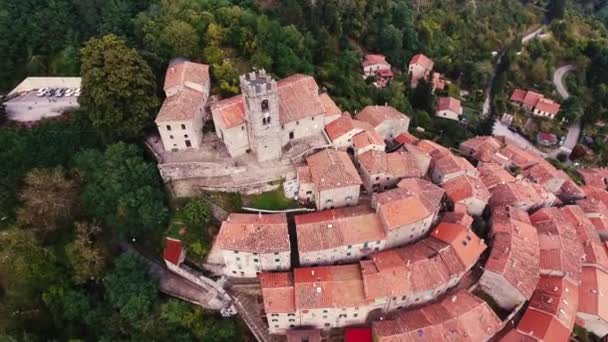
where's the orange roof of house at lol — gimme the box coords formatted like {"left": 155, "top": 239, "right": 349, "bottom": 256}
{"left": 216, "top": 213, "right": 290, "bottom": 253}
{"left": 431, "top": 222, "right": 487, "bottom": 267}
{"left": 319, "top": 93, "right": 342, "bottom": 118}
{"left": 478, "top": 162, "right": 516, "bottom": 189}
{"left": 442, "top": 174, "right": 491, "bottom": 204}
{"left": 558, "top": 179, "right": 586, "bottom": 201}
{"left": 394, "top": 132, "right": 419, "bottom": 145}
{"left": 376, "top": 192, "right": 431, "bottom": 231}
{"left": 436, "top": 96, "right": 462, "bottom": 114}
{"left": 488, "top": 180, "right": 545, "bottom": 210}
{"left": 287, "top": 329, "right": 321, "bottom": 342}
{"left": 580, "top": 168, "right": 608, "bottom": 189}
{"left": 357, "top": 150, "right": 423, "bottom": 179}
{"left": 163, "top": 237, "right": 184, "bottom": 265}
{"left": 433, "top": 154, "right": 477, "bottom": 178}
{"left": 362, "top": 54, "right": 390, "bottom": 68}
{"left": 156, "top": 88, "right": 206, "bottom": 122}
{"left": 352, "top": 129, "right": 385, "bottom": 149}
{"left": 560, "top": 205, "right": 608, "bottom": 271}
{"left": 415, "top": 139, "right": 451, "bottom": 158}
{"left": 164, "top": 60, "right": 210, "bottom": 92}
{"left": 294, "top": 264, "right": 368, "bottom": 309}
{"left": 460, "top": 136, "right": 504, "bottom": 156}
{"left": 295, "top": 205, "right": 385, "bottom": 253}
{"left": 522, "top": 161, "right": 565, "bottom": 188}
{"left": 485, "top": 206, "right": 540, "bottom": 300}
{"left": 530, "top": 208, "right": 583, "bottom": 282}
{"left": 297, "top": 165, "right": 313, "bottom": 184}
{"left": 499, "top": 144, "right": 542, "bottom": 169}
{"left": 325, "top": 114, "right": 360, "bottom": 141}
{"left": 306, "top": 149, "right": 362, "bottom": 191}
{"left": 432, "top": 72, "right": 446, "bottom": 90}
{"left": 514, "top": 275, "right": 578, "bottom": 342}
{"left": 583, "top": 186, "right": 608, "bottom": 208}
{"left": 396, "top": 178, "right": 445, "bottom": 213}
{"left": 355, "top": 105, "right": 407, "bottom": 128}
{"left": 372, "top": 290, "right": 502, "bottom": 342}
{"left": 578, "top": 266, "right": 608, "bottom": 323}
{"left": 409, "top": 54, "right": 434, "bottom": 70}
{"left": 441, "top": 207, "right": 474, "bottom": 229}
{"left": 210, "top": 95, "right": 246, "bottom": 128}
{"left": 510, "top": 89, "right": 527, "bottom": 103}
{"left": 535, "top": 98, "right": 561, "bottom": 115}
{"left": 522, "top": 90, "right": 543, "bottom": 107}
{"left": 260, "top": 272, "right": 296, "bottom": 313}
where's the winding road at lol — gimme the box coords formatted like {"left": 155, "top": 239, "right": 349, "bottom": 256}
{"left": 548, "top": 64, "right": 580, "bottom": 158}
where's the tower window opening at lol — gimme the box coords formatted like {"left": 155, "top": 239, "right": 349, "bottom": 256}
{"left": 261, "top": 100, "right": 269, "bottom": 112}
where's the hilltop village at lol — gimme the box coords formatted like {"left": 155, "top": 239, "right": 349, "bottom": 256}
{"left": 154, "top": 59, "right": 608, "bottom": 342}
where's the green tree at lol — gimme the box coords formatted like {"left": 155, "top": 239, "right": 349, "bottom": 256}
{"left": 16, "top": 167, "right": 79, "bottom": 233}
{"left": 203, "top": 46, "right": 225, "bottom": 65}
{"left": 212, "top": 60, "right": 240, "bottom": 96}
{"left": 80, "top": 34, "right": 159, "bottom": 142}
{"left": 410, "top": 79, "right": 434, "bottom": 113}
{"left": 548, "top": 0, "right": 567, "bottom": 20}
{"left": 74, "top": 143, "right": 168, "bottom": 238}
{"left": 104, "top": 254, "right": 158, "bottom": 325}
{"left": 161, "top": 20, "right": 199, "bottom": 58}
{"left": 65, "top": 222, "right": 110, "bottom": 284}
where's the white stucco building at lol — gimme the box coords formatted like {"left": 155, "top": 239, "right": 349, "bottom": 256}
{"left": 355, "top": 105, "right": 410, "bottom": 141}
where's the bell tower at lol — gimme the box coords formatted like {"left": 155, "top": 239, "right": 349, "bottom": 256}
{"left": 240, "top": 69, "right": 282, "bottom": 162}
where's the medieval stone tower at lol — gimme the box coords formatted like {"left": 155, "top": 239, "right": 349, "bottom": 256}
{"left": 240, "top": 69, "right": 282, "bottom": 162}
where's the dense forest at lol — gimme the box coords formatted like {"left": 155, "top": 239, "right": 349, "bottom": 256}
{"left": 1, "top": 0, "right": 608, "bottom": 340}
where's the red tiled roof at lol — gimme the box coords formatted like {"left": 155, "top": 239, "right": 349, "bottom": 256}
{"left": 277, "top": 74, "right": 325, "bottom": 124}
{"left": 488, "top": 181, "right": 544, "bottom": 210}
{"left": 522, "top": 91, "right": 543, "bottom": 107}
{"left": 211, "top": 95, "right": 246, "bottom": 128}
{"left": 325, "top": 115, "right": 359, "bottom": 141}
{"left": 441, "top": 209, "right": 474, "bottom": 229}
{"left": 297, "top": 165, "right": 313, "bottom": 184}
{"left": 394, "top": 132, "right": 419, "bottom": 145}
{"left": 306, "top": 149, "right": 362, "bottom": 191}
{"left": 432, "top": 72, "right": 446, "bottom": 90}
{"left": 156, "top": 88, "right": 206, "bottom": 122}
{"left": 436, "top": 96, "right": 462, "bottom": 114}
{"left": 535, "top": 98, "right": 561, "bottom": 115}
{"left": 578, "top": 266, "right": 608, "bottom": 324}
{"left": 294, "top": 264, "right": 368, "bottom": 309}
{"left": 260, "top": 272, "right": 296, "bottom": 313}
{"left": 216, "top": 213, "right": 290, "bottom": 253}
{"left": 362, "top": 54, "right": 390, "bottom": 68}
{"left": 415, "top": 139, "right": 451, "bottom": 158}
{"left": 514, "top": 275, "right": 578, "bottom": 342}
{"left": 510, "top": 89, "right": 527, "bottom": 103}
{"left": 319, "top": 93, "right": 342, "bottom": 118}
{"left": 355, "top": 105, "right": 407, "bottom": 129}
{"left": 357, "top": 150, "right": 424, "bottom": 179}
{"left": 561, "top": 205, "right": 608, "bottom": 271}
{"left": 287, "top": 330, "right": 321, "bottom": 342}
{"left": 376, "top": 69, "right": 394, "bottom": 78}
{"left": 295, "top": 205, "right": 385, "bottom": 253}
{"left": 431, "top": 222, "right": 487, "bottom": 267}
{"left": 580, "top": 168, "right": 608, "bottom": 189}
{"left": 478, "top": 162, "right": 516, "bottom": 189}
{"left": 485, "top": 206, "right": 540, "bottom": 300}
{"left": 529, "top": 208, "right": 583, "bottom": 282}
{"left": 164, "top": 60, "right": 210, "bottom": 92}
{"left": 409, "top": 54, "right": 434, "bottom": 70}
{"left": 442, "top": 174, "right": 491, "bottom": 204}
{"left": 372, "top": 290, "right": 502, "bottom": 342}
{"left": 460, "top": 136, "right": 504, "bottom": 157}
{"left": 433, "top": 153, "right": 477, "bottom": 178}
{"left": 352, "top": 129, "right": 385, "bottom": 150}
{"left": 499, "top": 144, "right": 542, "bottom": 169}
{"left": 163, "top": 237, "right": 184, "bottom": 265}
{"left": 396, "top": 178, "right": 445, "bottom": 213}
{"left": 375, "top": 190, "right": 432, "bottom": 231}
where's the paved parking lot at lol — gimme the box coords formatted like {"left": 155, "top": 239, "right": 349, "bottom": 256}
{"left": 5, "top": 90, "right": 79, "bottom": 122}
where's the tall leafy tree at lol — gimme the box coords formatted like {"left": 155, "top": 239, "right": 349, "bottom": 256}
{"left": 74, "top": 143, "right": 168, "bottom": 238}
{"left": 80, "top": 34, "right": 159, "bottom": 142}
{"left": 65, "top": 222, "right": 110, "bottom": 284}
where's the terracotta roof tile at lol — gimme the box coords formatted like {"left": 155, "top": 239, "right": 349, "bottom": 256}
{"left": 319, "top": 93, "right": 341, "bottom": 118}
{"left": 530, "top": 208, "right": 583, "bottom": 282}
{"left": 216, "top": 213, "right": 290, "bottom": 253}
{"left": 484, "top": 206, "right": 540, "bottom": 301}
{"left": 442, "top": 174, "right": 490, "bottom": 204}
{"left": 433, "top": 154, "right": 477, "bottom": 179}
{"left": 478, "top": 162, "right": 516, "bottom": 189}
{"left": 436, "top": 97, "right": 462, "bottom": 114}
{"left": 510, "top": 89, "right": 527, "bottom": 103}
{"left": 306, "top": 149, "right": 362, "bottom": 191}
{"left": 210, "top": 95, "right": 246, "bottom": 128}
{"left": 297, "top": 166, "right": 313, "bottom": 184}
{"left": 164, "top": 61, "right": 210, "bottom": 92}
{"left": 352, "top": 129, "right": 385, "bottom": 150}
{"left": 488, "top": 180, "right": 546, "bottom": 211}
{"left": 580, "top": 168, "right": 608, "bottom": 189}
{"left": 295, "top": 205, "right": 385, "bottom": 253}
{"left": 522, "top": 90, "right": 543, "bottom": 108}
{"left": 260, "top": 272, "right": 296, "bottom": 313}
{"left": 355, "top": 105, "right": 408, "bottom": 129}
{"left": 156, "top": 88, "right": 206, "bottom": 122}
{"left": 362, "top": 54, "right": 390, "bottom": 68}
{"left": 394, "top": 132, "right": 419, "bottom": 145}
{"left": 294, "top": 264, "right": 368, "bottom": 309}
{"left": 578, "top": 266, "right": 608, "bottom": 323}
{"left": 325, "top": 115, "right": 360, "bottom": 141}
{"left": 415, "top": 139, "right": 451, "bottom": 158}
{"left": 277, "top": 74, "right": 325, "bottom": 124}
{"left": 431, "top": 222, "right": 487, "bottom": 267}
{"left": 358, "top": 150, "right": 424, "bottom": 179}
{"left": 287, "top": 329, "right": 321, "bottom": 342}
{"left": 498, "top": 144, "right": 542, "bottom": 169}
{"left": 409, "top": 54, "right": 434, "bottom": 70}
{"left": 460, "top": 136, "right": 504, "bottom": 157}
{"left": 561, "top": 205, "right": 608, "bottom": 271}
{"left": 375, "top": 190, "right": 432, "bottom": 231}
{"left": 163, "top": 237, "right": 184, "bottom": 265}
{"left": 396, "top": 178, "right": 445, "bottom": 213}
{"left": 535, "top": 98, "right": 560, "bottom": 115}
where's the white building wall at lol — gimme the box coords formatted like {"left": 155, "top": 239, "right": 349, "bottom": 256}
{"left": 268, "top": 312, "right": 299, "bottom": 334}
{"left": 383, "top": 214, "right": 434, "bottom": 249}
{"left": 376, "top": 119, "right": 410, "bottom": 140}
{"left": 221, "top": 249, "right": 290, "bottom": 278}
{"left": 436, "top": 109, "right": 460, "bottom": 121}
{"left": 218, "top": 123, "right": 250, "bottom": 157}
{"left": 408, "top": 64, "right": 428, "bottom": 84}
{"left": 354, "top": 143, "right": 385, "bottom": 156}
{"left": 299, "top": 240, "right": 385, "bottom": 266}
{"left": 363, "top": 64, "right": 390, "bottom": 78}
{"left": 478, "top": 270, "right": 525, "bottom": 311}
{"left": 577, "top": 312, "right": 608, "bottom": 338}
{"left": 331, "top": 128, "right": 363, "bottom": 149}
{"left": 158, "top": 114, "right": 204, "bottom": 152}
{"left": 316, "top": 185, "right": 361, "bottom": 210}
{"left": 298, "top": 182, "right": 315, "bottom": 203}
{"left": 456, "top": 197, "right": 487, "bottom": 217}
{"left": 280, "top": 114, "right": 325, "bottom": 147}
{"left": 431, "top": 168, "right": 465, "bottom": 185}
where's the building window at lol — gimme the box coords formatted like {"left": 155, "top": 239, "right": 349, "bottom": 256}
{"left": 274, "top": 252, "right": 279, "bottom": 255}
{"left": 234, "top": 251, "right": 239, "bottom": 254}
{"left": 181, "top": 124, "right": 186, "bottom": 130}
{"left": 184, "top": 134, "right": 188, "bottom": 138}
{"left": 169, "top": 135, "right": 174, "bottom": 139}
{"left": 323, "top": 310, "right": 328, "bottom": 313}
{"left": 185, "top": 140, "right": 191, "bottom": 147}
{"left": 254, "top": 258, "right": 259, "bottom": 263}
{"left": 271, "top": 314, "right": 279, "bottom": 317}
{"left": 288, "top": 314, "right": 295, "bottom": 317}
{"left": 289, "top": 131, "right": 294, "bottom": 140}
{"left": 323, "top": 315, "right": 328, "bottom": 319}
{"left": 348, "top": 245, "right": 352, "bottom": 249}
{"left": 289, "top": 319, "right": 295, "bottom": 322}
{"left": 166, "top": 125, "right": 171, "bottom": 131}
{"left": 462, "top": 241, "right": 468, "bottom": 246}
{"left": 376, "top": 176, "right": 380, "bottom": 181}
{"left": 236, "top": 257, "right": 240, "bottom": 261}
{"left": 275, "top": 259, "right": 280, "bottom": 262}
{"left": 325, "top": 323, "right": 330, "bottom": 327}
{"left": 261, "top": 100, "right": 269, "bottom": 112}
{"left": 347, "top": 252, "right": 351, "bottom": 256}
{"left": 242, "top": 126, "right": 245, "bottom": 131}
{"left": 353, "top": 313, "right": 358, "bottom": 318}
{"left": 272, "top": 319, "right": 278, "bottom": 322}
{"left": 296, "top": 121, "right": 299, "bottom": 125}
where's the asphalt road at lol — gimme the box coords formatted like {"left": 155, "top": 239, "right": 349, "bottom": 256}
{"left": 548, "top": 64, "right": 580, "bottom": 158}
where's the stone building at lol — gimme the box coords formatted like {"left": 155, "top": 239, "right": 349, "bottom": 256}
{"left": 408, "top": 53, "right": 434, "bottom": 88}
{"left": 357, "top": 150, "right": 426, "bottom": 194}
{"left": 211, "top": 70, "right": 340, "bottom": 161}
{"left": 441, "top": 175, "right": 490, "bottom": 216}
{"left": 215, "top": 213, "right": 290, "bottom": 278}
{"left": 355, "top": 105, "right": 410, "bottom": 140}
{"left": 295, "top": 205, "right": 385, "bottom": 266}
{"left": 155, "top": 60, "right": 210, "bottom": 151}
{"left": 479, "top": 206, "right": 540, "bottom": 311}
{"left": 351, "top": 129, "right": 386, "bottom": 156}
{"left": 430, "top": 153, "right": 477, "bottom": 185}
{"left": 297, "top": 149, "right": 362, "bottom": 210}
{"left": 435, "top": 97, "right": 463, "bottom": 121}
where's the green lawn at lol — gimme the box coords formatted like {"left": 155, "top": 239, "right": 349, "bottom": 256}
{"left": 243, "top": 186, "right": 299, "bottom": 211}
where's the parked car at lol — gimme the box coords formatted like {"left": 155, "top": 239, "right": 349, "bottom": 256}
{"left": 37, "top": 87, "right": 49, "bottom": 97}
{"left": 65, "top": 88, "right": 75, "bottom": 96}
